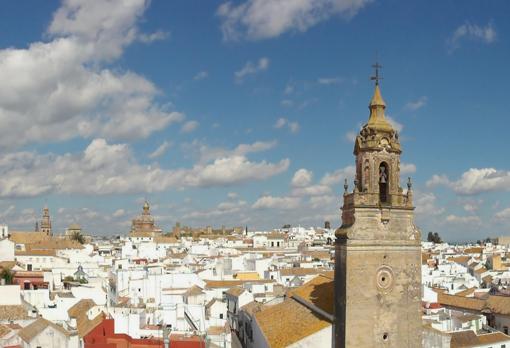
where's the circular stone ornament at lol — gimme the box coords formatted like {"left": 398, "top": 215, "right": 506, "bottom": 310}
{"left": 375, "top": 265, "right": 394, "bottom": 292}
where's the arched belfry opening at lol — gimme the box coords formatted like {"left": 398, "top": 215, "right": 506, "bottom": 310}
{"left": 379, "top": 162, "right": 389, "bottom": 203}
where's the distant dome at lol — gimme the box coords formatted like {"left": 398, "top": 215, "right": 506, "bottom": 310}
{"left": 68, "top": 223, "right": 81, "bottom": 230}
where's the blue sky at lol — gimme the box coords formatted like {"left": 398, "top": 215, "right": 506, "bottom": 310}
{"left": 0, "top": 0, "right": 509, "bottom": 241}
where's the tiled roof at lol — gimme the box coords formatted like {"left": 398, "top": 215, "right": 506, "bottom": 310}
{"left": 204, "top": 279, "right": 273, "bottom": 288}
{"left": 476, "top": 332, "right": 510, "bottom": 345}
{"left": 280, "top": 268, "right": 327, "bottom": 276}
{"left": 67, "top": 298, "right": 104, "bottom": 337}
{"left": 254, "top": 298, "right": 330, "bottom": 348}
{"left": 68, "top": 299, "right": 95, "bottom": 318}
{"left": 450, "top": 330, "right": 478, "bottom": 348}
{"left": 455, "top": 288, "right": 476, "bottom": 297}
{"left": 289, "top": 273, "right": 334, "bottom": 316}
{"left": 233, "top": 272, "right": 260, "bottom": 280}
{"left": 15, "top": 249, "right": 56, "bottom": 256}
{"left": 464, "top": 247, "right": 484, "bottom": 254}
{"left": 184, "top": 285, "right": 204, "bottom": 297}
{"left": 225, "top": 286, "right": 245, "bottom": 297}
{"left": 439, "top": 293, "right": 510, "bottom": 316}
{"left": 0, "top": 305, "right": 29, "bottom": 320}
{"left": 13, "top": 271, "right": 45, "bottom": 278}
{"left": 437, "top": 293, "right": 485, "bottom": 311}
{"left": 0, "top": 324, "right": 12, "bottom": 338}
{"left": 129, "top": 231, "right": 156, "bottom": 238}
{"left": 241, "top": 301, "right": 263, "bottom": 315}
{"left": 474, "top": 267, "right": 488, "bottom": 274}
{"left": 9, "top": 231, "right": 49, "bottom": 245}
{"left": 154, "top": 236, "right": 178, "bottom": 244}
{"left": 0, "top": 261, "right": 16, "bottom": 270}
{"left": 450, "top": 330, "right": 510, "bottom": 348}
{"left": 18, "top": 318, "right": 70, "bottom": 343}
{"left": 447, "top": 256, "right": 471, "bottom": 264}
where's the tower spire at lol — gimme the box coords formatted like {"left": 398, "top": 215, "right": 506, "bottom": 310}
{"left": 366, "top": 62, "right": 392, "bottom": 132}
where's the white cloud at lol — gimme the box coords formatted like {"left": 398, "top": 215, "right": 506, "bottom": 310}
{"left": 149, "top": 141, "right": 172, "bottom": 159}
{"left": 0, "top": 0, "right": 184, "bottom": 149}
{"left": 186, "top": 139, "right": 278, "bottom": 164}
{"left": 318, "top": 77, "right": 341, "bottom": 85}
{"left": 181, "top": 120, "right": 200, "bottom": 133}
{"left": 386, "top": 115, "right": 403, "bottom": 133}
{"left": 292, "top": 185, "right": 332, "bottom": 197}
{"left": 113, "top": 209, "right": 125, "bottom": 217}
{"left": 183, "top": 200, "right": 247, "bottom": 219}
{"left": 320, "top": 166, "right": 355, "bottom": 187}
{"left": 0, "top": 138, "right": 290, "bottom": 197}
{"left": 194, "top": 71, "right": 209, "bottom": 80}
{"left": 448, "top": 21, "right": 497, "bottom": 52}
{"left": 291, "top": 169, "right": 313, "bottom": 187}
{"left": 445, "top": 214, "right": 481, "bottom": 225}
{"left": 463, "top": 203, "right": 478, "bottom": 213}
{"left": 309, "top": 195, "right": 337, "bottom": 209}
{"left": 495, "top": 208, "right": 510, "bottom": 221}
{"left": 400, "top": 163, "right": 417, "bottom": 175}
{"left": 404, "top": 96, "right": 427, "bottom": 111}
{"left": 426, "top": 174, "right": 451, "bottom": 188}
{"left": 284, "top": 83, "right": 294, "bottom": 95}
{"left": 138, "top": 30, "right": 170, "bottom": 43}
{"left": 252, "top": 195, "right": 301, "bottom": 210}
{"left": 414, "top": 192, "right": 444, "bottom": 217}
{"left": 274, "top": 117, "right": 300, "bottom": 133}
{"left": 281, "top": 99, "right": 294, "bottom": 107}
{"left": 235, "top": 57, "right": 269, "bottom": 82}
{"left": 427, "top": 168, "right": 510, "bottom": 195}
{"left": 344, "top": 130, "right": 357, "bottom": 143}
{"left": 217, "top": 0, "right": 371, "bottom": 41}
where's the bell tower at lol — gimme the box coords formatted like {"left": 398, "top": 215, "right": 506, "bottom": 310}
{"left": 334, "top": 64, "right": 422, "bottom": 347}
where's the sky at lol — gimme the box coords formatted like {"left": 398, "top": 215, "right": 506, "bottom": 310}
{"left": 0, "top": 0, "right": 509, "bottom": 242}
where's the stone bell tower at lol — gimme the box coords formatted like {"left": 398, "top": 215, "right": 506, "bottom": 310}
{"left": 334, "top": 64, "right": 422, "bottom": 347}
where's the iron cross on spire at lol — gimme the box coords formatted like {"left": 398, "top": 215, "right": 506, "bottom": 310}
{"left": 371, "top": 62, "right": 383, "bottom": 86}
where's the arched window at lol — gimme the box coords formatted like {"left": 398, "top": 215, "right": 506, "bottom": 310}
{"left": 379, "top": 162, "right": 389, "bottom": 203}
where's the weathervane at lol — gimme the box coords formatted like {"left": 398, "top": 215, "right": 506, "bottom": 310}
{"left": 371, "top": 61, "right": 383, "bottom": 86}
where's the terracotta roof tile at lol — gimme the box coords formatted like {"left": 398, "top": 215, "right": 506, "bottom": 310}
{"left": 289, "top": 273, "right": 334, "bottom": 316}
{"left": 254, "top": 298, "right": 330, "bottom": 348}
{"left": 18, "top": 318, "right": 70, "bottom": 342}
{"left": 0, "top": 305, "right": 29, "bottom": 320}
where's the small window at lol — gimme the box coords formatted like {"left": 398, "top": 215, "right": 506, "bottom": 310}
{"left": 220, "top": 314, "right": 223, "bottom": 319}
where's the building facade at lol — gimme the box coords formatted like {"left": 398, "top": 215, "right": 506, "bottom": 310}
{"left": 334, "top": 71, "right": 422, "bottom": 347}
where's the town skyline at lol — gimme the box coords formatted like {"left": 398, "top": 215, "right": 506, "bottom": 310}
{"left": 0, "top": 1, "right": 509, "bottom": 241}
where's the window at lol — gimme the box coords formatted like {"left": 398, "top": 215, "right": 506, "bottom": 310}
{"left": 504, "top": 326, "right": 509, "bottom": 335}
{"left": 27, "top": 264, "right": 32, "bottom": 271}
{"left": 220, "top": 314, "right": 223, "bottom": 319}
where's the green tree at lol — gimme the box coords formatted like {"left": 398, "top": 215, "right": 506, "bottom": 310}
{"left": 70, "top": 231, "right": 85, "bottom": 244}
{"left": 0, "top": 268, "right": 13, "bottom": 284}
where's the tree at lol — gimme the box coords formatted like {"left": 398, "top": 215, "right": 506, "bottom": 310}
{"left": 70, "top": 231, "right": 85, "bottom": 244}
{"left": 0, "top": 269, "right": 13, "bottom": 284}
{"left": 427, "top": 232, "right": 442, "bottom": 244}
{"left": 282, "top": 224, "right": 291, "bottom": 229}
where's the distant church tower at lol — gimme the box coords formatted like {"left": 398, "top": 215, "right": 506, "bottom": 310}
{"left": 334, "top": 64, "right": 422, "bottom": 347}
{"left": 39, "top": 206, "right": 52, "bottom": 236}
